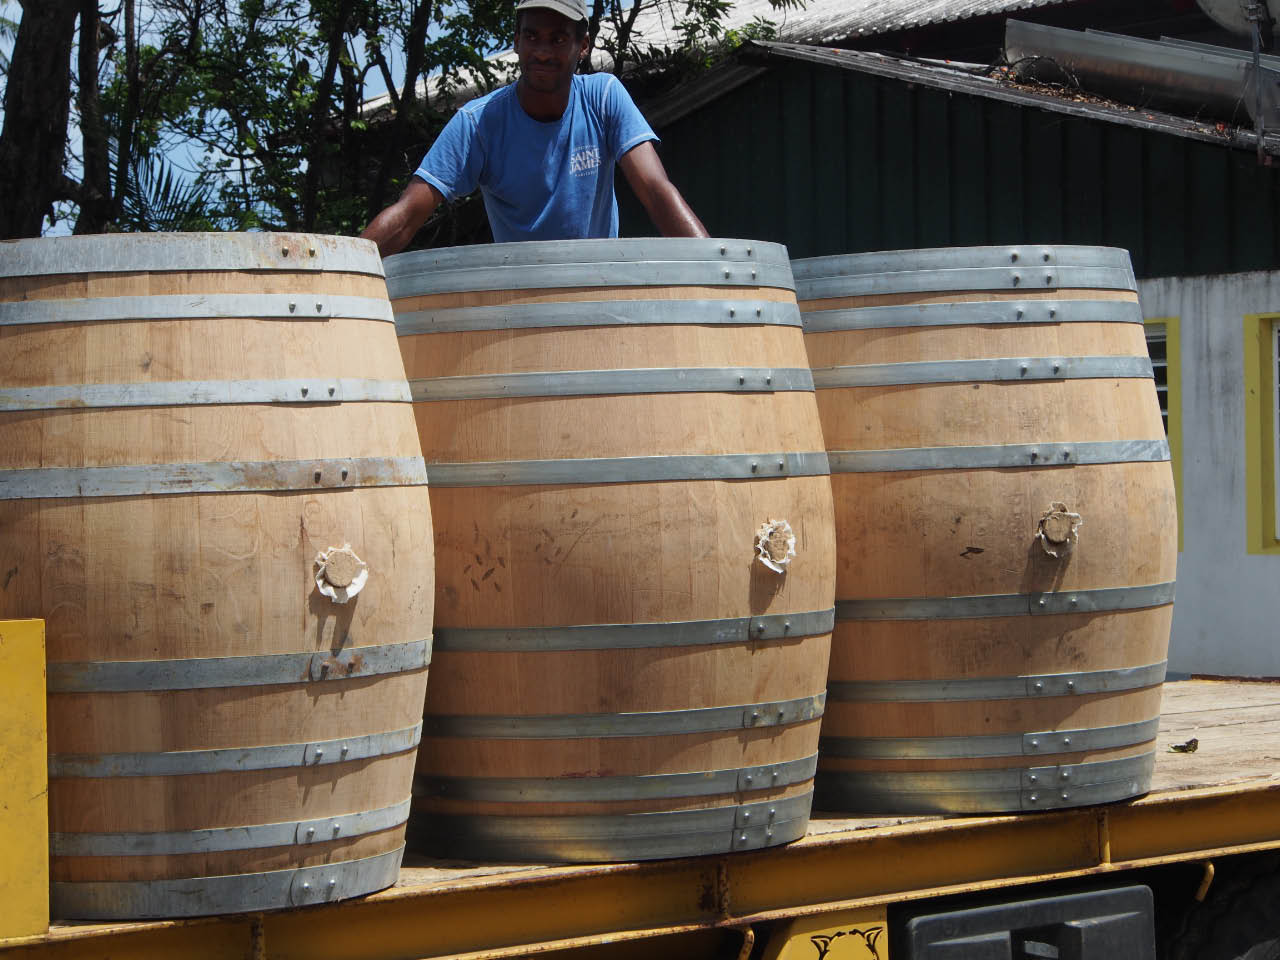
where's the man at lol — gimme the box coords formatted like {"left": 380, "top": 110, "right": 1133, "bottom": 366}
{"left": 361, "top": 0, "right": 708, "bottom": 255}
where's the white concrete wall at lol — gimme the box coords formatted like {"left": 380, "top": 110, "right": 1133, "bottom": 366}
{"left": 1138, "top": 271, "right": 1280, "bottom": 678}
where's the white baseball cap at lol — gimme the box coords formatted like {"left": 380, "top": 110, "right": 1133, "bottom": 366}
{"left": 515, "top": 0, "right": 589, "bottom": 25}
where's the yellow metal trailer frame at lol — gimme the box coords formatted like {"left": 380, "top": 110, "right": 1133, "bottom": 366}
{"left": 4, "top": 615, "right": 1278, "bottom": 960}
{"left": 4, "top": 780, "right": 1278, "bottom": 959}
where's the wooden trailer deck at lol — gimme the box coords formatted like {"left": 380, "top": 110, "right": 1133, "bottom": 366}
{"left": 5, "top": 678, "right": 1279, "bottom": 960}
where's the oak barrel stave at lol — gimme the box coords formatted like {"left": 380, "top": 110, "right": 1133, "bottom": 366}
{"left": 388, "top": 238, "right": 836, "bottom": 861}
{"left": 796, "top": 244, "right": 1177, "bottom": 815}
{"left": 0, "top": 233, "right": 433, "bottom": 918}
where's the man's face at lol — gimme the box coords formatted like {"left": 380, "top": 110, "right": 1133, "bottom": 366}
{"left": 514, "top": 8, "right": 589, "bottom": 95}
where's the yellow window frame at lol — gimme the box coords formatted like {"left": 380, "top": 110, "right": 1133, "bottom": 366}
{"left": 1244, "top": 312, "right": 1280, "bottom": 554}
{"left": 1145, "top": 316, "right": 1184, "bottom": 551}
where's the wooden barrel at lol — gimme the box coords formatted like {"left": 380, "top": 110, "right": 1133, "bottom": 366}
{"left": 386, "top": 238, "right": 835, "bottom": 862}
{"left": 793, "top": 245, "right": 1176, "bottom": 814}
{"left": 0, "top": 234, "right": 433, "bottom": 918}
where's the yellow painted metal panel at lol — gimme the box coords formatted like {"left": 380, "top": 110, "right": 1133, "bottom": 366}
{"left": 1243, "top": 312, "right": 1280, "bottom": 554}
{"left": 761, "top": 908, "right": 888, "bottom": 960}
{"left": 1107, "top": 782, "right": 1280, "bottom": 863}
{"left": 0, "top": 620, "right": 49, "bottom": 942}
{"left": 263, "top": 860, "right": 721, "bottom": 960}
{"left": 727, "top": 813, "right": 1099, "bottom": 922}
{"left": 0, "top": 918, "right": 256, "bottom": 960}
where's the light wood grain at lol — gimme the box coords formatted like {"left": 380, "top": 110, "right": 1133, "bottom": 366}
{"left": 48, "top": 671, "right": 428, "bottom": 753}
{"left": 430, "top": 477, "right": 834, "bottom": 627}
{"left": 831, "top": 464, "right": 1178, "bottom": 598}
{"left": 0, "top": 239, "right": 431, "bottom": 902}
{"left": 2, "top": 479, "right": 433, "bottom": 663}
{"left": 831, "top": 609, "right": 1173, "bottom": 680}
{"left": 418, "top": 392, "right": 827, "bottom": 463}
{"left": 416, "top": 720, "right": 822, "bottom": 779}
{"left": 816, "top": 741, "right": 1157, "bottom": 774}
{"left": 0, "top": 270, "right": 388, "bottom": 301}
{"left": 797, "top": 287, "right": 1140, "bottom": 312}
{"left": 1153, "top": 680, "right": 1280, "bottom": 790}
{"left": 393, "top": 273, "right": 836, "bottom": 847}
{"left": 805, "top": 321, "right": 1149, "bottom": 368}
{"left": 393, "top": 283, "right": 797, "bottom": 313}
{"left": 53, "top": 827, "right": 406, "bottom": 884}
{"left": 825, "top": 685, "right": 1164, "bottom": 737}
{"left": 800, "top": 268, "right": 1177, "bottom": 809}
{"left": 49, "top": 751, "right": 419, "bottom": 833}
{"left": 400, "top": 323, "right": 810, "bottom": 378}
{"left": 417, "top": 780, "right": 813, "bottom": 818}
{"left": 0, "top": 314, "right": 407, "bottom": 388}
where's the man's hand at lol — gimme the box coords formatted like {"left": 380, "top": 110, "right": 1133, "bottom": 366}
{"left": 360, "top": 179, "right": 444, "bottom": 257}
{"left": 619, "top": 141, "right": 708, "bottom": 238}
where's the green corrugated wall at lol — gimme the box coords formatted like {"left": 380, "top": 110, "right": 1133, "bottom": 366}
{"left": 621, "top": 58, "right": 1280, "bottom": 278}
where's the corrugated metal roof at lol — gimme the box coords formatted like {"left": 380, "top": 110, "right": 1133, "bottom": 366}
{"left": 363, "top": 0, "right": 1077, "bottom": 114}
{"left": 585, "top": 0, "right": 1075, "bottom": 62}
{"left": 728, "top": 0, "right": 1071, "bottom": 44}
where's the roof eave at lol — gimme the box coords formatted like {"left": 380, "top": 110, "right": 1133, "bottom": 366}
{"left": 645, "top": 39, "right": 1280, "bottom": 156}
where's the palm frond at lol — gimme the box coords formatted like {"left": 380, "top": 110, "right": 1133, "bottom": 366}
{"left": 121, "top": 152, "right": 217, "bottom": 232}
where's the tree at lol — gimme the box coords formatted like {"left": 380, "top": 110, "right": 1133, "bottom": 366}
{"left": 0, "top": 2, "right": 18, "bottom": 77}
{"left": 0, "top": 1, "right": 80, "bottom": 238}
{"left": 0, "top": 0, "right": 800, "bottom": 240}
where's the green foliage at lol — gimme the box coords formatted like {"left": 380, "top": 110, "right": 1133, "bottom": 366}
{"left": 599, "top": 0, "right": 804, "bottom": 85}
{"left": 119, "top": 151, "right": 218, "bottom": 231}
{"left": 2, "top": 0, "right": 804, "bottom": 236}
{"left": 423, "top": 0, "right": 518, "bottom": 105}
{"left": 722, "top": 15, "right": 786, "bottom": 48}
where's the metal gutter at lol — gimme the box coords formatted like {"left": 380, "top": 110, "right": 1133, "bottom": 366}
{"left": 1006, "top": 19, "right": 1279, "bottom": 127}
{"left": 1158, "top": 34, "right": 1280, "bottom": 70}
{"left": 724, "top": 40, "right": 1280, "bottom": 155}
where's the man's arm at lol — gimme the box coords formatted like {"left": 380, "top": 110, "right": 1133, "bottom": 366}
{"left": 360, "top": 179, "right": 444, "bottom": 257}
{"left": 618, "top": 141, "right": 709, "bottom": 238}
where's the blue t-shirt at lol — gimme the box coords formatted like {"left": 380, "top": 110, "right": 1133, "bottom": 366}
{"left": 413, "top": 73, "right": 657, "bottom": 242}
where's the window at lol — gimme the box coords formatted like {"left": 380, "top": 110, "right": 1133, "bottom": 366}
{"left": 1145, "top": 318, "right": 1183, "bottom": 550}
{"left": 1243, "top": 313, "right": 1280, "bottom": 554}
{"left": 1146, "top": 324, "right": 1170, "bottom": 433}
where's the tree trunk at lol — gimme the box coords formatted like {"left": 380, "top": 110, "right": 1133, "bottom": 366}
{"left": 366, "top": 0, "right": 431, "bottom": 222}
{"left": 586, "top": 0, "right": 604, "bottom": 68}
{"left": 75, "top": 0, "right": 112, "bottom": 234}
{"left": 0, "top": 0, "right": 82, "bottom": 238}
{"left": 111, "top": 0, "right": 139, "bottom": 225}
{"left": 301, "top": 0, "right": 354, "bottom": 230}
